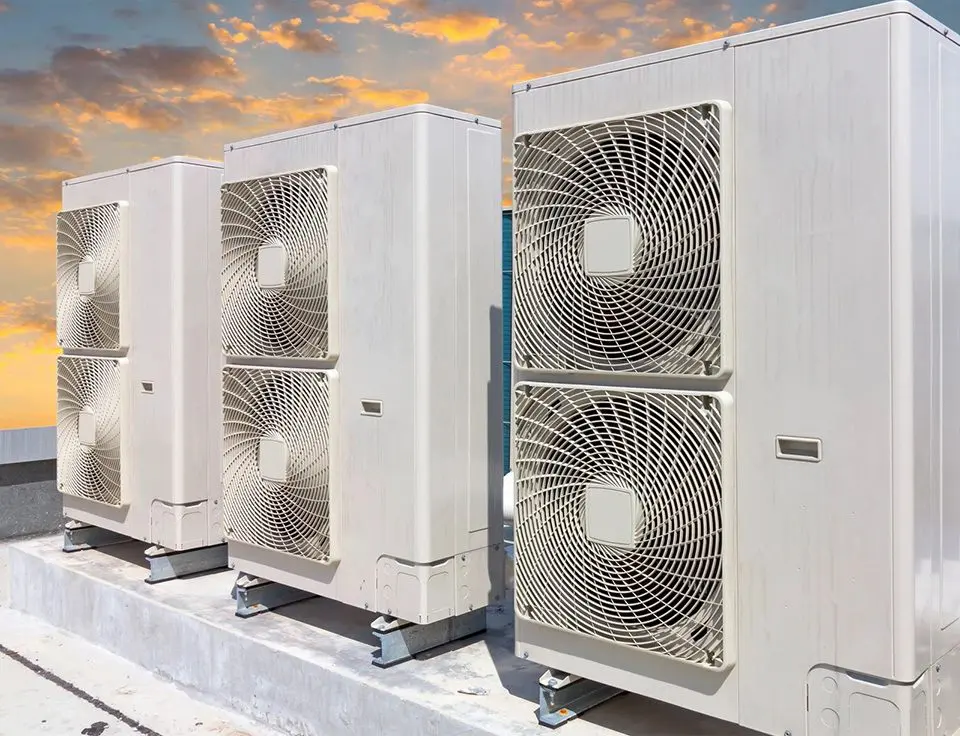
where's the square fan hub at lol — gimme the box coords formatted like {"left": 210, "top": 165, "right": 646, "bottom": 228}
{"left": 77, "top": 260, "right": 97, "bottom": 296}
{"left": 582, "top": 215, "right": 636, "bottom": 278}
{"left": 78, "top": 407, "right": 97, "bottom": 447}
{"left": 258, "top": 436, "right": 289, "bottom": 484}
{"left": 256, "top": 243, "right": 287, "bottom": 289}
{"left": 585, "top": 484, "right": 638, "bottom": 549}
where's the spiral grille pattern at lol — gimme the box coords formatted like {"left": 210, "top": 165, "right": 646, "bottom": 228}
{"left": 514, "top": 384, "right": 725, "bottom": 666}
{"left": 513, "top": 104, "right": 724, "bottom": 375}
{"left": 57, "top": 356, "right": 124, "bottom": 507}
{"left": 56, "top": 203, "right": 127, "bottom": 351}
{"left": 221, "top": 168, "right": 335, "bottom": 360}
{"left": 222, "top": 366, "right": 335, "bottom": 562}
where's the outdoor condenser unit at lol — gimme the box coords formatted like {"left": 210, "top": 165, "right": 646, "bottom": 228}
{"left": 56, "top": 157, "right": 226, "bottom": 581}
{"left": 220, "top": 105, "right": 504, "bottom": 663}
{"left": 510, "top": 3, "right": 960, "bottom": 735}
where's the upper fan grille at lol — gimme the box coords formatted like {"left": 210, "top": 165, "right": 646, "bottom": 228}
{"left": 56, "top": 202, "right": 127, "bottom": 351}
{"left": 222, "top": 366, "right": 335, "bottom": 562}
{"left": 57, "top": 356, "right": 124, "bottom": 507}
{"left": 221, "top": 168, "right": 336, "bottom": 361}
{"left": 513, "top": 104, "right": 724, "bottom": 375}
{"left": 514, "top": 383, "right": 725, "bottom": 667}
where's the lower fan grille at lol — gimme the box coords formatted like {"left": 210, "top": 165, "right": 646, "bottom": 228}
{"left": 513, "top": 383, "right": 726, "bottom": 667}
{"left": 222, "top": 366, "right": 336, "bottom": 563}
{"left": 57, "top": 356, "right": 124, "bottom": 507}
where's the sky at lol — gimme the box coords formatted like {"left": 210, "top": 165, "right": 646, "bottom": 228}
{"left": 0, "top": 0, "right": 958, "bottom": 430}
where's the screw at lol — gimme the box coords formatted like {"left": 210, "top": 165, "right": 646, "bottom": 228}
{"left": 387, "top": 608, "right": 392, "bottom": 615}
{"left": 525, "top": 83, "right": 531, "bottom": 91}
{"left": 469, "top": 604, "right": 474, "bottom": 611}
{"left": 364, "top": 602, "right": 369, "bottom": 609}
{"left": 723, "top": 40, "right": 730, "bottom": 50}
{"left": 461, "top": 555, "right": 466, "bottom": 561}
{"left": 333, "top": 123, "right": 338, "bottom": 130}
{"left": 229, "top": 145, "right": 234, "bottom": 151}
{"left": 784, "top": 731, "right": 791, "bottom": 736}
{"left": 474, "top": 117, "right": 479, "bottom": 124}
{"left": 522, "top": 651, "right": 529, "bottom": 659}
{"left": 936, "top": 664, "right": 942, "bottom": 673}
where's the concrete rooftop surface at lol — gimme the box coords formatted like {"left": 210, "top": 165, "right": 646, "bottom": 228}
{"left": 0, "top": 536, "right": 760, "bottom": 736}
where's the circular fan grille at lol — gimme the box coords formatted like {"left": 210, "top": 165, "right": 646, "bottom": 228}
{"left": 222, "top": 366, "right": 334, "bottom": 562}
{"left": 513, "top": 104, "right": 723, "bottom": 375}
{"left": 56, "top": 203, "right": 125, "bottom": 351}
{"left": 221, "top": 169, "right": 334, "bottom": 360}
{"left": 514, "top": 384, "right": 725, "bottom": 666}
{"left": 57, "top": 357, "right": 123, "bottom": 506}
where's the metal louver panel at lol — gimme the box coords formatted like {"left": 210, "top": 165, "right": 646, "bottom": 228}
{"left": 221, "top": 167, "right": 338, "bottom": 361}
{"left": 222, "top": 365, "right": 338, "bottom": 563}
{"left": 57, "top": 356, "right": 125, "bottom": 507}
{"left": 513, "top": 382, "right": 728, "bottom": 668}
{"left": 56, "top": 202, "right": 128, "bottom": 351}
{"left": 513, "top": 103, "right": 727, "bottom": 376}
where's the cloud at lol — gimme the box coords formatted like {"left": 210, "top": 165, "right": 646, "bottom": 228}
{"left": 0, "top": 124, "right": 83, "bottom": 166}
{"left": 387, "top": 11, "right": 504, "bottom": 43}
{"left": 258, "top": 18, "right": 337, "bottom": 52}
{"left": 0, "top": 2, "right": 9, "bottom": 11}
{"left": 209, "top": 17, "right": 336, "bottom": 53}
{"left": 652, "top": 16, "right": 763, "bottom": 49}
{"left": 0, "top": 169, "right": 73, "bottom": 251}
{"left": 0, "top": 43, "right": 243, "bottom": 133}
{"left": 311, "top": 75, "right": 429, "bottom": 107}
{"left": 0, "top": 298, "right": 55, "bottom": 342}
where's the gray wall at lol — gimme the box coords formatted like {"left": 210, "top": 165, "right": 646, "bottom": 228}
{"left": 0, "top": 427, "right": 61, "bottom": 540}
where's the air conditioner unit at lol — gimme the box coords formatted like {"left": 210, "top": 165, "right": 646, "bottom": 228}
{"left": 56, "top": 157, "right": 226, "bottom": 582}
{"left": 510, "top": 3, "right": 960, "bottom": 735}
{"left": 221, "top": 105, "right": 504, "bottom": 665}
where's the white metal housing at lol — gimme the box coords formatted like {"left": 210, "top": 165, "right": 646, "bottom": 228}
{"left": 57, "top": 157, "right": 224, "bottom": 550}
{"left": 222, "top": 105, "right": 504, "bottom": 624}
{"left": 510, "top": 3, "right": 960, "bottom": 736}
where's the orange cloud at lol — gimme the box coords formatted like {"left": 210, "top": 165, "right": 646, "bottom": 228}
{"left": 314, "top": 75, "right": 429, "bottom": 107}
{"left": 388, "top": 11, "right": 504, "bottom": 43}
{"left": 763, "top": 3, "right": 778, "bottom": 13}
{"left": 333, "top": 1, "right": 392, "bottom": 23}
{"left": 652, "top": 16, "right": 763, "bottom": 49}
{"left": 259, "top": 17, "right": 337, "bottom": 52}
{"left": 209, "top": 16, "right": 336, "bottom": 53}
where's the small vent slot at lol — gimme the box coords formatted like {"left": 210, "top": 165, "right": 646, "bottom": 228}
{"left": 361, "top": 400, "right": 383, "bottom": 417}
{"left": 776, "top": 436, "right": 822, "bottom": 463}
{"left": 140, "top": 381, "right": 154, "bottom": 394}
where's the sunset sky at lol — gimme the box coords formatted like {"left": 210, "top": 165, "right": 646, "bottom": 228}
{"left": 0, "top": 0, "right": 957, "bottom": 429}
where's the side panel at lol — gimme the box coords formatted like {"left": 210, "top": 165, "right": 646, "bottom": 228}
{"left": 935, "top": 29, "right": 960, "bottom": 658}
{"left": 127, "top": 165, "right": 175, "bottom": 539}
{"left": 733, "top": 16, "right": 896, "bottom": 736}
{"left": 222, "top": 131, "right": 337, "bottom": 184}
{"left": 337, "top": 114, "right": 419, "bottom": 575}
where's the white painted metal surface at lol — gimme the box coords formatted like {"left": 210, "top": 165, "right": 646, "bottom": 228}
{"left": 58, "top": 157, "right": 225, "bottom": 550}
{"left": 0, "top": 427, "right": 55, "bottom": 466}
{"left": 223, "top": 105, "right": 504, "bottom": 624}
{"left": 511, "top": 4, "right": 960, "bottom": 736}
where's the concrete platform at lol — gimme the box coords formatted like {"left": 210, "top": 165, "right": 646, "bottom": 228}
{"left": 7, "top": 536, "right": 755, "bottom": 736}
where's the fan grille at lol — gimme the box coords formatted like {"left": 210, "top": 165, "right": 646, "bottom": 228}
{"left": 222, "top": 366, "right": 335, "bottom": 562}
{"left": 513, "top": 104, "right": 724, "bottom": 375}
{"left": 221, "top": 168, "right": 335, "bottom": 361}
{"left": 514, "top": 384, "right": 725, "bottom": 666}
{"left": 56, "top": 202, "right": 126, "bottom": 351}
{"left": 57, "top": 356, "right": 124, "bottom": 507}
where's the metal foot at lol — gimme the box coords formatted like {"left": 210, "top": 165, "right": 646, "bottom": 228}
{"left": 62, "top": 520, "right": 128, "bottom": 553}
{"left": 537, "top": 670, "right": 623, "bottom": 728}
{"left": 143, "top": 544, "right": 229, "bottom": 584}
{"left": 233, "top": 574, "right": 315, "bottom": 618}
{"left": 370, "top": 607, "right": 487, "bottom": 667}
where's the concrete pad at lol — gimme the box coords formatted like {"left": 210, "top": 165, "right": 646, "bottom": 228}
{"left": 8, "top": 536, "right": 755, "bottom": 736}
{"left": 0, "top": 608, "right": 282, "bottom": 736}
